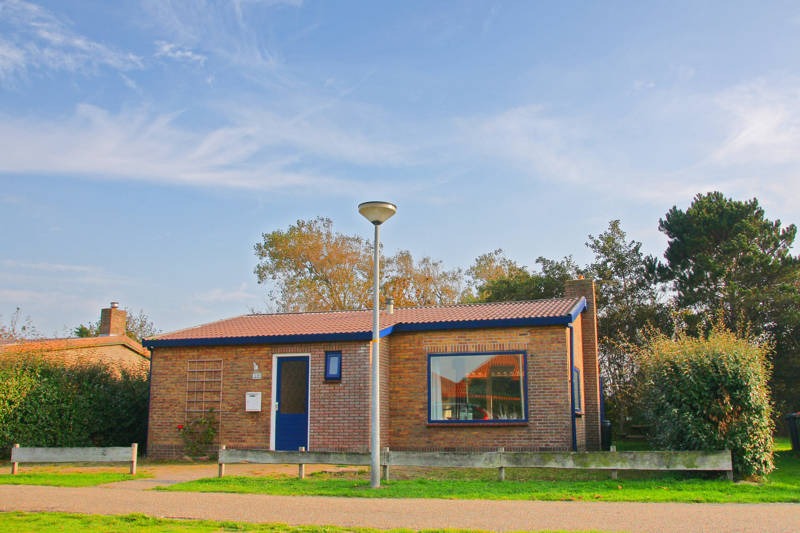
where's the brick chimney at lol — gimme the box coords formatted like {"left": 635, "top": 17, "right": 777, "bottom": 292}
{"left": 564, "top": 278, "right": 601, "bottom": 451}
{"left": 99, "top": 301, "right": 126, "bottom": 336}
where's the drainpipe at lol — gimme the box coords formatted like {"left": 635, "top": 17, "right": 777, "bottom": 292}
{"left": 567, "top": 324, "right": 577, "bottom": 452}
{"left": 144, "top": 346, "right": 153, "bottom": 458}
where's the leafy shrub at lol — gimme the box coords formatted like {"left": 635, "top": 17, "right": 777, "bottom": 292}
{"left": 0, "top": 356, "right": 149, "bottom": 458}
{"left": 177, "top": 409, "right": 217, "bottom": 458}
{"left": 636, "top": 325, "right": 774, "bottom": 478}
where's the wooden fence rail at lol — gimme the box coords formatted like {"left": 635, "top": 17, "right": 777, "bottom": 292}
{"left": 10, "top": 443, "right": 138, "bottom": 475}
{"left": 217, "top": 446, "right": 733, "bottom": 481}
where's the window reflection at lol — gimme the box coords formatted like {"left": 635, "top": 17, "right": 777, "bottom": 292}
{"left": 430, "top": 353, "right": 525, "bottom": 422}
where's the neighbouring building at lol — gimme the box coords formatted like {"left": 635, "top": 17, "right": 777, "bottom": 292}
{"left": 0, "top": 302, "right": 150, "bottom": 374}
{"left": 143, "top": 279, "right": 601, "bottom": 459}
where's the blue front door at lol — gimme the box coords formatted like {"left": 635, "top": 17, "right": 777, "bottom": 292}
{"left": 274, "top": 356, "right": 309, "bottom": 451}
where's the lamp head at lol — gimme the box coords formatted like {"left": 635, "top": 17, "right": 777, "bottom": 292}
{"left": 358, "top": 201, "right": 397, "bottom": 225}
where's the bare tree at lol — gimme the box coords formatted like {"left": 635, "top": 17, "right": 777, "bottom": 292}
{"left": 0, "top": 307, "right": 40, "bottom": 341}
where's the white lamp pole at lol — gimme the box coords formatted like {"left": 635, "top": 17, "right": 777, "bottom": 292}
{"left": 358, "top": 201, "right": 397, "bottom": 489}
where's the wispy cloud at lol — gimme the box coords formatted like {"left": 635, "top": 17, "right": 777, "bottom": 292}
{"left": 618, "top": 77, "right": 800, "bottom": 212}
{"left": 119, "top": 73, "right": 141, "bottom": 93}
{"left": 141, "top": 0, "right": 301, "bottom": 78}
{"left": 456, "top": 104, "right": 592, "bottom": 185}
{"left": 710, "top": 79, "right": 800, "bottom": 167}
{"left": 194, "top": 282, "right": 258, "bottom": 304}
{"left": 0, "top": 193, "right": 25, "bottom": 204}
{"left": 0, "top": 287, "right": 55, "bottom": 305}
{"left": 0, "top": 37, "right": 27, "bottom": 79}
{"left": 0, "top": 258, "right": 138, "bottom": 334}
{"left": 0, "top": 0, "right": 142, "bottom": 82}
{"left": 154, "top": 41, "right": 206, "bottom": 65}
{"left": 0, "top": 286, "right": 114, "bottom": 336}
{"left": 0, "top": 102, "right": 410, "bottom": 191}
{"left": 632, "top": 80, "right": 656, "bottom": 92}
{"left": 235, "top": 107, "right": 412, "bottom": 166}
{"left": 0, "top": 258, "right": 134, "bottom": 288}
{"left": 1, "top": 259, "right": 94, "bottom": 273}
{"left": 448, "top": 76, "right": 800, "bottom": 215}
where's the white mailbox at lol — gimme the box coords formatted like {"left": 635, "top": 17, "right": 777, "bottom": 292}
{"left": 245, "top": 391, "right": 262, "bottom": 412}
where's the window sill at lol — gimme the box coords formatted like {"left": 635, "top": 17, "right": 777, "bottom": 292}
{"left": 573, "top": 411, "right": 584, "bottom": 417}
{"left": 323, "top": 379, "right": 341, "bottom": 384}
{"left": 426, "top": 421, "right": 529, "bottom": 427}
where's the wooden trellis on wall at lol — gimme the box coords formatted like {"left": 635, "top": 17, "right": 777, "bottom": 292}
{"left": 186, "top": 359, "right": 223, "bottom": 423}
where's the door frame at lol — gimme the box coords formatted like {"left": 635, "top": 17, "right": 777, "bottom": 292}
{"left": 270, "top": 353, "right": 311, "bottom": 451}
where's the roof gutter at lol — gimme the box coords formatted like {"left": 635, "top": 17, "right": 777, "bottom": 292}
{"left": 144, "top": 348, "right": 153, "bottom": 458}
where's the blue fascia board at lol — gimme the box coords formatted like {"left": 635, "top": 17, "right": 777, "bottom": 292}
{"left": 568, "top": 297, "right": 587, "bottom": 322}
{"left": 143, "top": 330, "right": 374, "bottom": 349}
{"left": 144, "top": 300, "right": 587, "bottom": 349}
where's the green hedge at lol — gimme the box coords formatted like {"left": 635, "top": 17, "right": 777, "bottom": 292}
{"left": 0, "top": 357, "right": 149, "bottom": 458}
{"left": 637, "top": 326, "right": 774, "bottom": 478}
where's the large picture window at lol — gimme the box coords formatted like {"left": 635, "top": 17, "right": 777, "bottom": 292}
{"left": 429, "top": 352, "right": 526, "bottom": 423}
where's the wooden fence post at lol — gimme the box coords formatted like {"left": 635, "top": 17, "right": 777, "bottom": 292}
{"left": 218, "top": 445, "right": 226, "bottom": 478}
{"left": 609, "top": 445, "right": 618, "bottom": 480}
{"left": 130, "top": 443, "right": 138, "bottom": 476}
{"left": 726, "top": 450, "right": 734, "bottom": 481}
{"left": 497, "top": 447, "right": 505, "bottom": 481}
{"left": 298, "top": 446, "right": 305, "bottom": 479}
{"left": 382, "top": 447, "right": 390, "bottom": 481}
{"left": 11, "top": 443, "right": 19, "bottom": 475}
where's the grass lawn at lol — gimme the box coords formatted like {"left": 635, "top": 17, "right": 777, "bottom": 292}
{"left": 0, "top": 471, "right": 152, "bottom": 487}
{"left": 0, "top": 511, "right": 605, "bottom": 533}
{"left": 159, "top": 444, "right": 800, "bottom": 503}
{"left": 773, "top": 437, "right": 792, "bottom": 451}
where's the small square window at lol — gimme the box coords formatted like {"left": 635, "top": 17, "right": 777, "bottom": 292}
{"left": 325, "top": 351, "right": 342, "bottom": 381}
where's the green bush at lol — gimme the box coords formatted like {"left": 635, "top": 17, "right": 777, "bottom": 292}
{"left": 0, "top": 357, "right": 149, "bottom": 458}
{"left": 177, "top": 409, "right": 218, "bottom": 458}
{"left": 637, "top": 325, "right": 774, "bottom": 478}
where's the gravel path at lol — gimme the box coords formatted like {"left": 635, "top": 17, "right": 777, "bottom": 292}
{"left": 2, "top": 483, "right": 800, "bottom": 532}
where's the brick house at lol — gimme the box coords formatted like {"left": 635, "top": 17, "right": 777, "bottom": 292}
{"left": 143, "top": 279, "right": 601, "bottom": 459}
{"left": 0, "top": 303, "right": 149, "bottom": 374}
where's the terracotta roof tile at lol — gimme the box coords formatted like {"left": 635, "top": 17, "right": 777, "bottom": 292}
{"left": 150, "top": 297, "right": 584, "bottom": 344}
{"left": 0, "top": 336, "right": 150, "bottom": 358}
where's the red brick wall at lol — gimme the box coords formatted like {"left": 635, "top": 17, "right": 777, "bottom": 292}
{"left": 147, "top": 341, "right": 372, "bottom": 459}
{"left": 379, "top": 336, "right": 391, "bottom": 450}
{"left": 566, "top": 279, "right": 602, "bottom": 450}
{"left": 147, "top": 310, "right": 601, "bottom": 457}
{"left": 99, "top": 307, "right": 126, "bottom": 336}
{"left": 387, "top": 326, "right": 575, "bottom": 451}
{"left": 311, "top": 342, "right": 371, "bottom": 452}
{"left": 571, "top": 317, "right": 586, "bottom": 450}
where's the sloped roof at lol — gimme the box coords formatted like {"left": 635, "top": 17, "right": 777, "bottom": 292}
{"left": 0, "top": 335, "right": 150, "bottom": 358}
{"left": 144, "top": 297, "right": 586, "bottom": 348}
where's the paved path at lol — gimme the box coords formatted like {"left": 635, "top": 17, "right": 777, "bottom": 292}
{"left": 2, "top": 483, "right": 800, "bottom": 532}
{"left": 2, "top": 464, "right": 799, "bottom": 532}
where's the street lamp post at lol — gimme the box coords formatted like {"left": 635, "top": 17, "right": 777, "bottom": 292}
{"left": 358, "top": 201, "right": 397, "bottom": 489}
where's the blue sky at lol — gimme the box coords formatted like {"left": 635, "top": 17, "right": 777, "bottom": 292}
{"left": 2, "top": 0, "right": 799, "bottom": 335}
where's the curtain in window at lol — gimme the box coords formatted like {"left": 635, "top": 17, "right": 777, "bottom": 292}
{"left": 430, "top": 364, "right": 443, "bottom": 420}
